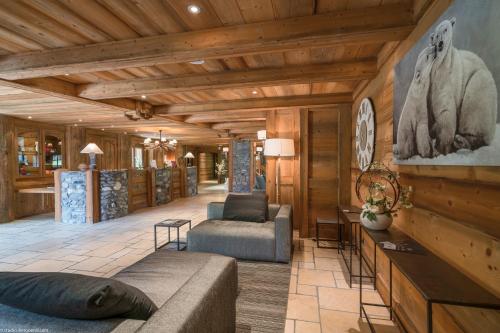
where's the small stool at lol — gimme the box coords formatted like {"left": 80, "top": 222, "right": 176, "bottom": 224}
{"left": 316, "top": 217, "right": 343, "bottom": 250}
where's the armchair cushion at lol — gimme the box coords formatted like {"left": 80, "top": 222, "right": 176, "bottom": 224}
{"left": 222, "top": 193, "right": 267, "bottom": 223}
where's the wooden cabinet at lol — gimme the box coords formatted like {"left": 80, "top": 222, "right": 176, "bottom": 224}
{"left": 16, "top": 126, "right": 65, "bottom": 179}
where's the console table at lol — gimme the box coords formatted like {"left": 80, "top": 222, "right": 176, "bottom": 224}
{"left": 359, "top": 226, "right": 500, "bottom": 333}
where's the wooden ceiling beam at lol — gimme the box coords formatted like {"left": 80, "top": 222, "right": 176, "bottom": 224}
{"left": 0, "top": 77, "right": 134, "bottom": 113}
{"left": 0, "top": 78, "right": 227, "bottom": 136}
{"left": 0, "top": 4, "right": 414, "bottom": 80}
{"left": 155, "top": 93, "right": 352, "bottom": 116}
{"left": 212, "top": 121, "right": 266, "bottom": 130}
{"left": 185, "top": 112, "right": 268, "bottom": 124}
{"left": 229, "top": 128, "right": 265, "bottom": 135}
{"left": 77, "top": 60, "right": 376, "bottom": 99}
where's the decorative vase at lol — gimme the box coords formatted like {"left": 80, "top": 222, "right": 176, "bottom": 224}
{"left": 360, "top": 211, "right": 393, "bottom": 230}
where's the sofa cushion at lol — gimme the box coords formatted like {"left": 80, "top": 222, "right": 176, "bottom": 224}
{"left": 223, "top": 193, "right": 267, "bottom": 222}
{"left": 187, "top": 219, "right": 275, "bottom": 261}
{"left": 0, "top": 272, "right": 157, "bottom": 320}
{"left": 0, "top": 251, "right": 237, "bottom": 333}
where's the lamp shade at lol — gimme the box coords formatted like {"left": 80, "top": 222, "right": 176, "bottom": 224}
{"left": 264, "top": 138, "right": 295, "bottom": 157}
{"left": 80, "top": 143, "right": 103, "bottom": 154}
{"left": 184, "top": 152, "right": 195, "bottom": 159}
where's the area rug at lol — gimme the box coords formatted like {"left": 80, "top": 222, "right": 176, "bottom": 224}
{"left": 236, "top": 260, "right": 291, "bottom": 333}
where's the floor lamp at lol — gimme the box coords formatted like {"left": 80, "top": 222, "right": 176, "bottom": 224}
{"left": 264, "top": 138, "right": 295, "bottom": 204}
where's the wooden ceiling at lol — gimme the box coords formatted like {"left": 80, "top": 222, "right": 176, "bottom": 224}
{"left": 0, "top": 0, "right": 422, "bottom": 144}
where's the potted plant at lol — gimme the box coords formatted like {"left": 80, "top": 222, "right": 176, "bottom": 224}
{"left": 215, "top": 159, "right": 227, "bottom": 184}
{"left": 355, "top": 162, "right": 412, "bottom": 230}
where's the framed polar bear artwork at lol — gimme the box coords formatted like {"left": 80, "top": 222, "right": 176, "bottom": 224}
{"left": 356, "top": 98, "right": 375, "bottom": 171}
{"left": 393, "top": 0, "right": 500, "bottom": 166}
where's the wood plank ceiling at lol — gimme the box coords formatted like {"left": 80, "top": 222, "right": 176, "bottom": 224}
{"left": 0, "top": 0, "right": 415, "bottom": 144}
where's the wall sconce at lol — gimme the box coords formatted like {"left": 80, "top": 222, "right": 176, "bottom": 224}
{"left": 80, "top": 143, "right": 104, "bottom": 170}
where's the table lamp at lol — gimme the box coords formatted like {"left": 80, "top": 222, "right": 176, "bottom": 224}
{"left": 80, "top": 143, "right": 104, "bottom": 170}
{"left": 185, "top": 152, "right": 195, "bottom": 167}
{"left": 264, "top": 138, "right": 295, "bottom": 204}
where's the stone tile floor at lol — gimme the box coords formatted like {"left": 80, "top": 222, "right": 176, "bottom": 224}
{"left": 0, "top": 184, "right": 226, "bottom": 277}
{"left": 286, "top": 237, "right": 400, "bottom": 333}
{"left": 0, "top": 181, "right": 399, "bottom": 332}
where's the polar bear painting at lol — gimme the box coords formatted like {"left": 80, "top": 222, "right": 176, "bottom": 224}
{"left": 396, "top": 47, "right": 435, "bottom": 159}
{"left": 393, "top": 0, "right": 500, "bottom": 166}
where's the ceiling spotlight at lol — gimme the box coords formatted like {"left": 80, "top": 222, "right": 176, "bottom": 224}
{"left": 28, "top": 116, "right": 32, "bottom": 119}
{"left": 78, "top": 119, "right": 82, "bottom": 122}
{"left": 124, "top": 131, "right": 128, "bottom": 135}
{"left": 134, "top": 129, "right": 138, "bottom": 132}
{"left": 189, "top": 59, "right": 205, "bottom": 65}
{"left": 187, "top": 4, "right": 201, "bottom": 14}
{"left": 73, "top": 124, "right": 78, "bottom": 127}
{"left": 141, "top": 95, "right": 147, "bottom": 99}
{"left": 111, "top": 125, "right": 114, "bottom": 128}
{"left": 64, "top": 73, "right": 70, "bottom": 76}
{"left": 252, "top": 90, "right": 258, "bottom": 95}
{"left": 101, "top": 128, "right": 104, "bottom": 131}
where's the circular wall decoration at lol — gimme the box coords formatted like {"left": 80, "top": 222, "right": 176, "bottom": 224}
{"left": 355, "top": 98, "right": 375, "bottom": 171}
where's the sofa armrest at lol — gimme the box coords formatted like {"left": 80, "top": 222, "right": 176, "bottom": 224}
{"left": 136, "top": 256, "right": 237, "bottom": 333}
{"left": 275, "top": 204, "right": 292, "bottom": 263}
{"left": 207, "top": 202, "right": 225, "bottom": 220}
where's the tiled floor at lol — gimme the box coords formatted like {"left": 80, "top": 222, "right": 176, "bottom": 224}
{"left": 0, "top": 182, "right": 226, "bottom": 276}
{"left": 286, "top": 237, "right": 400, "bottom": 333}
{"left": 0, "top": 182, "right": 399, "bottom": 332}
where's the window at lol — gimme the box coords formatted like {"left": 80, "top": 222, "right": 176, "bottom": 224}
{"left": 133, "top": 146, "right": 144, "bottom": 169}
{"left": 17, "top": 129, "right": 40, "bottom": 177}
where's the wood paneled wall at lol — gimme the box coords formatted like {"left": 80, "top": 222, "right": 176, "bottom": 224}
{"left": 266, "top": 107, "right": 351, "bottom": 237}
{"left": 351, "top": 0, "right": 500, "bottom": 331}
{"left": 198, "top": 152, "right": 215, "bottom": 182}
{"left": 128, "top": 169, "right": 148, "bottom": 212}
{"left": 0, "top": 115, "right": 14, "bottom": 222}
{"left": 0, "top": 114, "right": 156, "bottom": 222}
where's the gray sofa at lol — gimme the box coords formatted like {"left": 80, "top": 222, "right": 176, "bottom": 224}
{"left": 0, "top": 251, "right": 237, "bottom": 333}
{"left": 187, "top": 202, "right": 292, "bottom": 263}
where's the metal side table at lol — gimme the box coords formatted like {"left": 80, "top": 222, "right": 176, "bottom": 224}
{"left": 338, "top": 205, "right": 375, "bottom": 288}
{"left": 154, "top": 219, "right": 191, "bottom": 251}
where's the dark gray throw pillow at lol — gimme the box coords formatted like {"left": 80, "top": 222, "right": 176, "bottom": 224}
{"left": 0, "top": 272, "right": 157, "bottom": 320}
{"left": 223, "top": 193, "right": 268, "bottom": 222}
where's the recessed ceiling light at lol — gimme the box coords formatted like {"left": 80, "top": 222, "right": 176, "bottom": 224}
{"left": 64, "top": 73, "right": 69, "bottom": 76}
{"left": 78, "top": 119, "right": 82, "bottom": 122}
{"left": 124, "top": 131, "right": 127, "bottom": 135}
{"left": 134, "top": 129, "right": 138, "bottom": 132}
{"left": 111, "top": 124, "right": 114, "bottom": 127}
{"left": 189, "top": 59, "right": 205, "bottom": 65}
{"left": 187, "top": 4, "right": 201, "bottom": 14}
{"left": 101, "top": 128, "right": 104, "bottom": 131}
{"left": 28, "top": 116, "right": 32, "bottom": 119}
{"left": 252, "top": 90, "right": 258, "bottom": 95}
{"left": 74, "top": 124, "right": 78, "bottom": 127}
{"left": 141, "top": 95, "right": 147, "bottom": 99}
